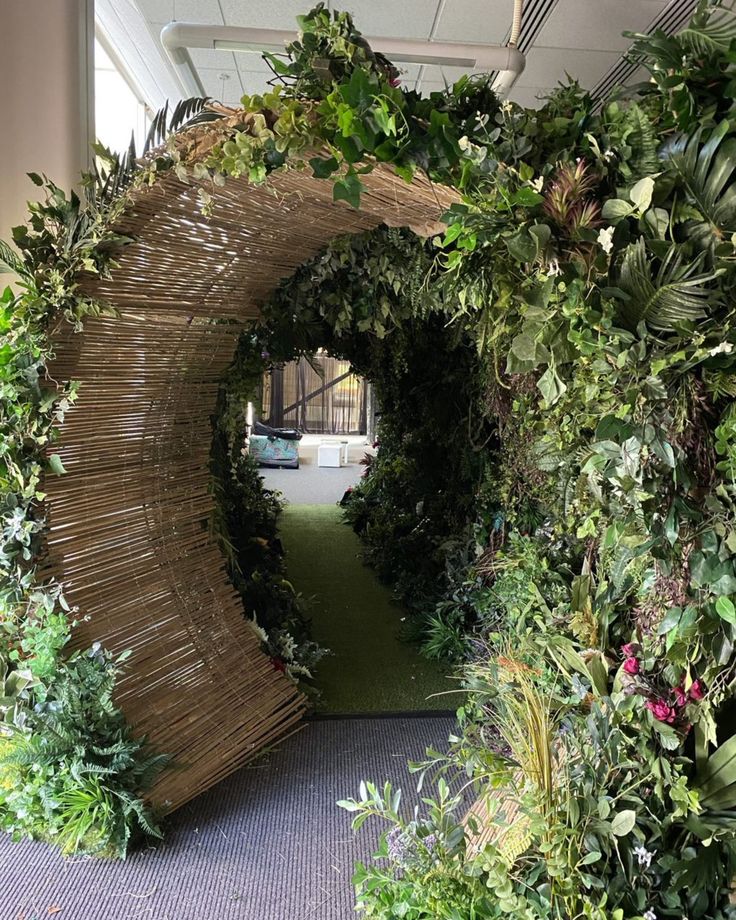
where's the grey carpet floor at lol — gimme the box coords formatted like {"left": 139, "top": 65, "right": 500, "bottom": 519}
{"left": 0, "top": 716, "right": 454, "bottom": 920}
{"left": 259, "top": 456, "right": 364, "bottom": 506}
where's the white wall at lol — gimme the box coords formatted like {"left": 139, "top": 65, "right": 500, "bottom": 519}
{"left": 0, "top": 0, "right": 94, "bottom": 243}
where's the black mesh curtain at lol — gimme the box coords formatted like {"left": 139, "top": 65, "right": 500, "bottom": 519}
{"left": 264, "top": 355, "right": 366, "bottom": 434}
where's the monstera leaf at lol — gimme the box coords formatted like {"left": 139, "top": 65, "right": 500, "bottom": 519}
{"left": 613, "top": 238, "right": 722, "bottom": 331}
{"left": 665, "top": 120, "right": 736, "bottom": 250}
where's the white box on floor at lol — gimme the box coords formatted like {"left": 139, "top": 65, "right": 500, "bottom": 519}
{"left": 318, "top": 443, "right": 342, "bottom": 467}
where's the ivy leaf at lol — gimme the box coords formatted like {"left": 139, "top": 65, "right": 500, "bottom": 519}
{"left": 394, "top": 163, "right": 415, "bottom": 183}
{"left": 48, "top": 454, "right": 67, "bottom": 476}
{"left": 529, "top": 223, "right": 552, "bottom": 251}
{"left": 309, "top": 156, "right": 339, "bottom": 179}
{"left": 333, "top": 170, "right": 365, "bottom": 210}
{"left": 511, "top": 187, "right": 544, "bottom": 208}
{"left": 506, "top": 227, "right": 538, "bottom": 263}
{"left": 611, "top": 810, "right": 637, "bottom": 837}
{"left": 510, "top": 333, "right": 541, "bottom": 363}
{"left": 372, "top": 101, "right": 396, "bottom": 136}
{"left": 537, "top": 366, "right": 567, "bottom": 406}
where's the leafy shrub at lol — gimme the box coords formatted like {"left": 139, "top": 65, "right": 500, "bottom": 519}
{"left": 0, "top": 646, "right": 167, "bottom": 857}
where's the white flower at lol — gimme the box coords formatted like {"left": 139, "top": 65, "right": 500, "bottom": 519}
{"left": 709, "top": 341, "right": 734, "bottom": 357}
{"left": 633, "top": 844, "right": 654, "bottom": 868}
{"left": 644, "top": 911, "right": 657, "bottom": 920}
{"left": 598, "top": 226, "right": 615, "bottom": 254}
{"left": 248, "top": 618, "right": 269, "bottom": 644}
{"left": 502, "top": 100, "right": 514, "bottom": 114}
{"left": 546, "top": 258, "right": 561, "bottom": 277}
{"left": 604, "top": 148, "right": 615, "bottom": 161}
{"left": 530, "top": 176, "right": 544, "bottom": 192}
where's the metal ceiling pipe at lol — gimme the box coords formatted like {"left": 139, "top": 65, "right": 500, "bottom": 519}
{"left": 159, "top": 22, "right": 526, "bottom": 99}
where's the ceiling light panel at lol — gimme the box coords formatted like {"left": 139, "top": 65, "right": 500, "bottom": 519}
{"left": 188, "top": 47, "right": 239, "bottom": 70}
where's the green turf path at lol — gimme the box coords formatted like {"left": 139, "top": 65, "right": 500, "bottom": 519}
{"left": 278, "top": 504, "right": 456, "bottom": 713}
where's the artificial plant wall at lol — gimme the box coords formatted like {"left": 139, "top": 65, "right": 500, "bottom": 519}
{"left": 2, "top": 12, "right": 736, "bottom": 920}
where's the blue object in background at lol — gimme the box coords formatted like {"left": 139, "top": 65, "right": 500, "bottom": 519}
{"left": 249, "top": 434, "right": 300, "bottom": 468}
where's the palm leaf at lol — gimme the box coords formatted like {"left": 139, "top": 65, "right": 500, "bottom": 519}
{"left": 678, "top": 1, "right": 736, "bottom": 57}
{"left": 665, "top": 120, "right": 736, "bottom": 248}
{"left": 143, "top": 101, "right": 169, "bottom": 156}
{"left": 614, "top": 238, "right": 722, "bottom": 331}
{"left": 697, "top": 732, "right": 736, "bottom": 808}
{"left": 143, "top": 97, "right": 218, "bottom": 156}
{"left": 0, "top": 239, "right": 27, "bottom": 276}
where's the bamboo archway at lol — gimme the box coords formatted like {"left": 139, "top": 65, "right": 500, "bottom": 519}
{"left": 43, "top": 154, "right": 457, "bottom": 811}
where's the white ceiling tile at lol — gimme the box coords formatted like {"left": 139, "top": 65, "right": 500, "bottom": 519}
{"left": 534, "top": 0, "right": 666, "bottom": 52}
{"left": 199, "top": 68, "right": 244, "bottom": 102}
{"left": 625, "top": 63, "right": 656, "bottom": 87}
{"left": 508, "top": 86, "right": 555, "bottom": 109}
{"left": 395, "top": 63, "right": 422, "bottom": 84}
{"left": 346, "top": 1, "right": 440, "bottom": 39}
{"left": 235, "top": 52, "right": 276, "bottom": 75}
{"left": 138, "top": 0, "right": 225, "bottom": 24}
{"left": 517, "top": 47, "right": 621, "bottom": 89}
{"left": 135, "top": 0, "right": 175, "bottom": 20}
{"left": 238, "top": 70, "right": 277, "bottom": 95}
{"left": 172, "top": 0, "right": 224, "bottom": 22}
{"left": 219, "top": 0, "right": 307, "bottom": 29}
{"left": 418, "top": 80, "right": 450, "bottom": 96}
{"left": 433, "top": 0, "right": 511, "bottom": 44}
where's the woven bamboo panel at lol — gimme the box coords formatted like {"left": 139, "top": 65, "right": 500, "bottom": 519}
{"left": 42, "top": 156, "right": 457, "bottom": 812}
{"left": 464, "top": 779, "right": 531, "bottom": 862}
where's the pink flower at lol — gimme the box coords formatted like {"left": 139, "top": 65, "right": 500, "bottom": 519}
{"left": 623, "top": 657, "right": 640, "bottom": 675}
{"left": 689, "top": 680, "right": 705, "bottom": 701}
{"left": 673, "top": 686, "right": 687, "bottom": 708}
{"left": 646, "top": 700, "right": 676, "bottom": 724}
{"left": 621, "top": 643, "right": 640, "bottom": 658}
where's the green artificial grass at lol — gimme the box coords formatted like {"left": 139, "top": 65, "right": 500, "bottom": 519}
{"left": 279, "top": 504, "right": 457, "bottom": 714}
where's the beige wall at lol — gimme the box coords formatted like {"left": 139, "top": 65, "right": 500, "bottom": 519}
{"left": 0, "top": 0, "right": 94, "bottom": 244}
